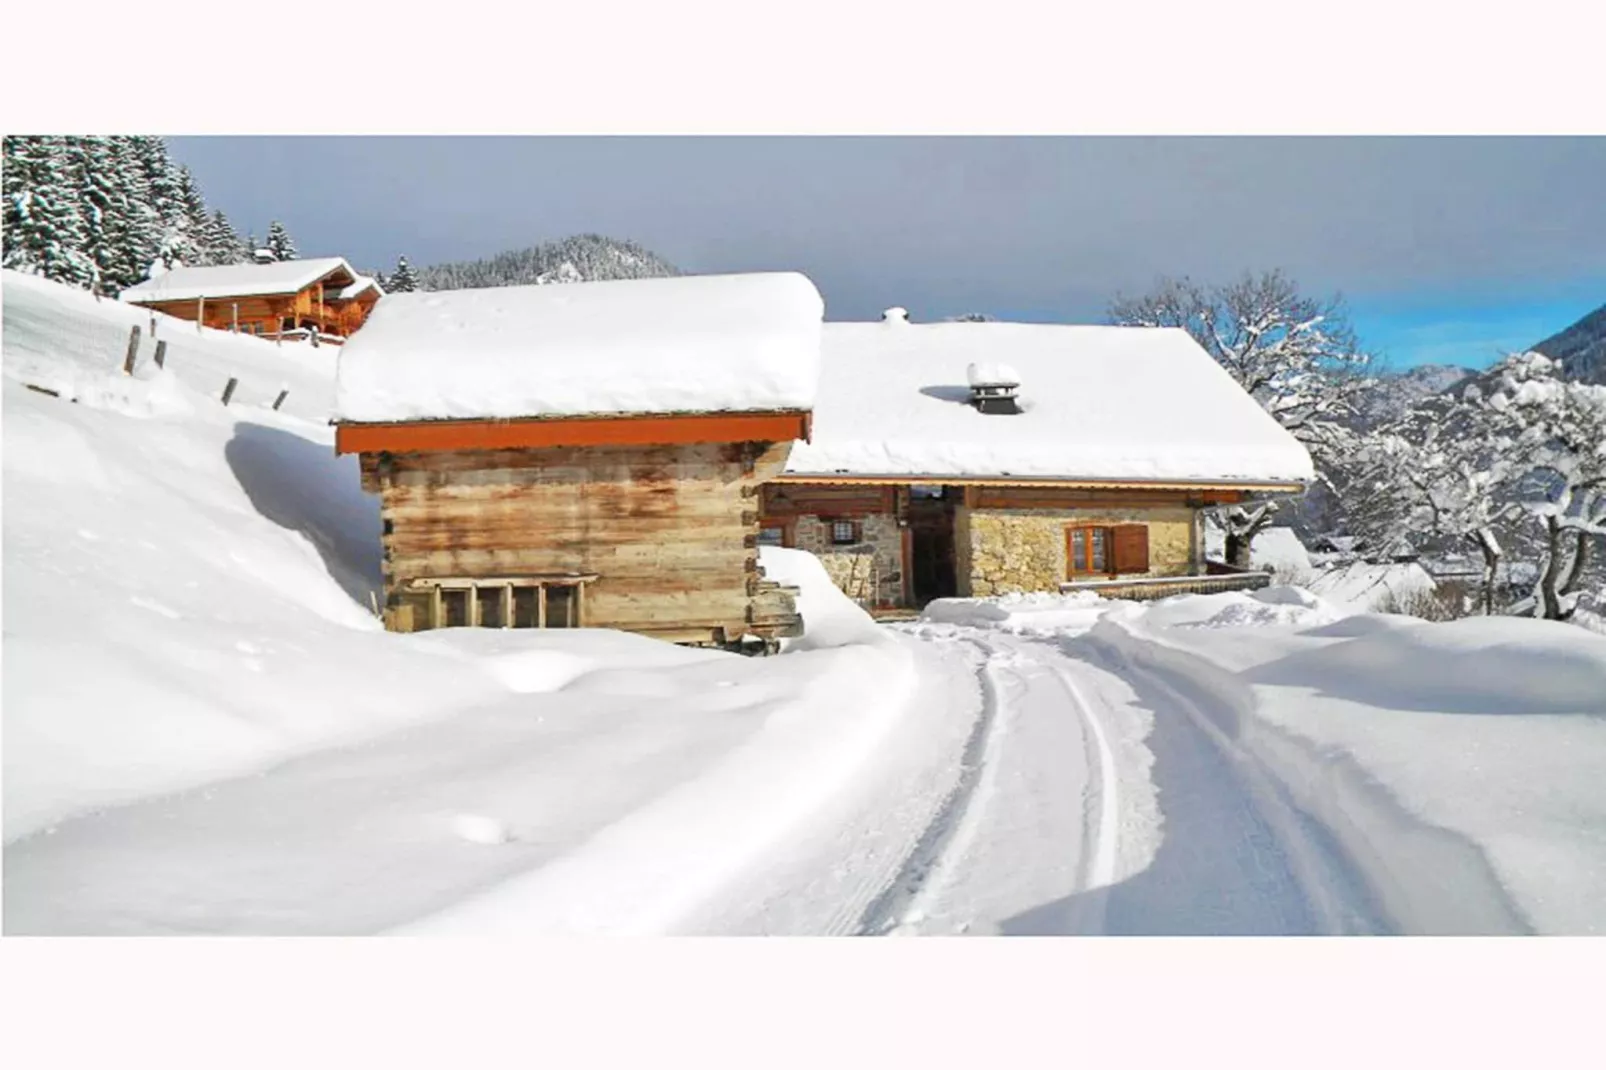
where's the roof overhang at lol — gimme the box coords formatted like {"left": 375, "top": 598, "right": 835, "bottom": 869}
{"left": 334, "top": 410, "right": 813, "bottom": 455}
{"left": 769, "top": 472, "right": 1307, "bottom": 494}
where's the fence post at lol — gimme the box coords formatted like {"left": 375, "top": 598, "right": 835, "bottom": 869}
{"left": 122, "top": 325, "right": 142, "bottom": 375}
{"left": 272, "top": 389, "right": 289, "bottom": 411}
{"left": 153, "top": 340, "right": 167, "bottom": 369}
{"left": 221, "top": 378, "right": 238, "bottom": 406}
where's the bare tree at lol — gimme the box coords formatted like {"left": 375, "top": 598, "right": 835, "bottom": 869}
{"left": 1109, "top": 269, "right": 1375, "bottom": 454}
{"left": 1110, "top": 269, "right": 1376, "bottom": 561}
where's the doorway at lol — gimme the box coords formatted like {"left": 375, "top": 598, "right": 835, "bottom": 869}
{"left": 907, "top": 486, "right": 959, "bottom": 605}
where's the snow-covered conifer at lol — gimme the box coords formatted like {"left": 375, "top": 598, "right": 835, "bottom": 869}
{"left": 387, "top": 255, "right": 418, "bottom": 293}
{"left": 265, "top": 220, "right": 297, "bottom": 262}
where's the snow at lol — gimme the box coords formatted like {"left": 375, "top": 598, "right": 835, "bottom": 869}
{"left": 3, "top": 272, "right": 927, "bottom": 935}
{"left": 329, "top": 275, "right": 382, "bottom": 301}
{"left": 966, "top": 361, "right": 1020, "bottom": 387}
{"left": 1088, "top": 603, "right": 1606, "bottom": 933}
{"left": 333, "top": 272, "right": 825, "bottom": 423}
{"left": 1248, "top": 526, "right": 1313, "bottom": 576}
{"left": 117, "top": 256, "right": 359, "bottom": 303}
{"left": 756, "top": 546, "right": 891, "bottom": 651}
{"left": 1304, "top": 559, "right": 1437, "bottom": 612}
{"left": 9, "top": 270, "right": 1606, "bottom": 936}
{"left": 785, "top": 322, "right": 1315, "bottom": 485}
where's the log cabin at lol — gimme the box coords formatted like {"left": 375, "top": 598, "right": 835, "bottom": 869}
{"left": 760, "top": 309, "right": 1315, "bottom": 610}
{"left": 332, "top": 272, "right": 825, "bottom": 648}
{"left": 119, "top": 257, "right": 382, "bottom": 344}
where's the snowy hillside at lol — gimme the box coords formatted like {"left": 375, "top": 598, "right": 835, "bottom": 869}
{"left": 1532, "top": 301, "right": 1606, "bottom": 386}
{"left": 416, "top": 233, "right": 680, "bottom": 292}
{"left": 1355, "top": 362, "right": 1474, "bottom": 427}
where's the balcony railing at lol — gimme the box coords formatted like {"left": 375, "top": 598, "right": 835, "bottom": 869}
{"left": 1059, "top": 564, "right": 1272, "bottom": 602}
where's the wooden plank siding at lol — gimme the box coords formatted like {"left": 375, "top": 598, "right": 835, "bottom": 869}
{"left": 367, "top": 440, "right": 799, "bottom": 643}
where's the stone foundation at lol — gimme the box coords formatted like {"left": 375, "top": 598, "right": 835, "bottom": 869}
{"left": 960, "top": 506, "right": 1197, "bottom": 597}
{"left": 793, "top": 513, "right": 904, "bottom": 606}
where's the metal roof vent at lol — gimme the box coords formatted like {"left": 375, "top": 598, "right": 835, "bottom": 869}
{"left": 966, "top": 362, "right": 1022, "bottom": 415}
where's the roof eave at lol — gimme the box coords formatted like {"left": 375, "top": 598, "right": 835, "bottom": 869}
{"left": 770, "top": 472, "right": 1310, "bottom": 493}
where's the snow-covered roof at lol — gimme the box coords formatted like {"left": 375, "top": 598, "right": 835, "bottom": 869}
{"left": 334, "top": 272, "right": 824, "bottom": 423}
{"left": 330, "top": 275, "right": 383, "bottom": 301}
{"left": 783, "top": 322, "right": 1315, "bottom": 486}
{"left": 119, "top": 257, "right": 359, "bottom": 304}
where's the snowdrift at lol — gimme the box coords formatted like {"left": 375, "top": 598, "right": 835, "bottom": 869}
{"left": 1084, "top": 602, "right": 1606, "bottom": 933}
{"left": 1253, "top": 615, "right": 1606, "bottom": 715}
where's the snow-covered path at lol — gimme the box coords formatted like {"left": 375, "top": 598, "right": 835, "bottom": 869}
{"left": 869, "top": 620, "right": 1390, "bottom": 936}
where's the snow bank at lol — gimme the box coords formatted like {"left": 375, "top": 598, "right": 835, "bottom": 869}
{"left": 785, "top": 322, "right": 1314, "bottom": 484}
{"left": 1304, "top": 559, "right": 1436, "bottom": 612}
{"left": 334, "top": 272, "right": 825, "bottom": 422}
{"left": 921, "top": 590, "right": 1107, "bottom": 634}
{"left": 1157, "top": 586, "right": 1346, "bottom": 631}
{"left": 757, "top": 547, "right": 889, "bottom": 651}
{"left": 1249, "top": 526, "right": 1313, "bottom": 576}
{"left": 1257, "top": 616, "right": 1606, "bottom": 715}
{"left": 1089, "top": 598, "right": 1606, "bottom": 933}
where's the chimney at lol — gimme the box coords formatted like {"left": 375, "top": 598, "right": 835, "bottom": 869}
{"left": 253, "top": 248, "right": 276, "bottom": 265}
{"left": 882, "top": 306, "right": 909, "bottom": 325}
{"left": 966, "top": 362, "right": 1022, "bottom": 415}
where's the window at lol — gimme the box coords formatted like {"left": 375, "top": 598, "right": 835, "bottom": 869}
{"left": 1067, "top": 525, "right": 1112, "bottom": 574}
{"left": 830, "top": 519, "right": 861, "bottom": 545}
{"left": 757, "top": 525, "right": 787, "bottom": 547}
{"left": 1066, "top": 523, "right": 1150, "bottom": 577}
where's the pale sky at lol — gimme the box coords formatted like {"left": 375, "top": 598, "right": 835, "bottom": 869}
{"left": 170, "top": 136, "right": 1606, "bottom": 369}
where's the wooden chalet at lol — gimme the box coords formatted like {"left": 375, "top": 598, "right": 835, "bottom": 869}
{"left": 759, "top": 312, "right": 1315, "bottom": 610}
{"left": 119, "top": 257, "right": 383, "bottom": 344}
{"left": 333, "top": 272, "right": 825, "bottom": 647}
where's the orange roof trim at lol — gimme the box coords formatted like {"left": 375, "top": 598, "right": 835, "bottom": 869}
{"left": 334, "top": 410, "right": 813, "bottom": 455}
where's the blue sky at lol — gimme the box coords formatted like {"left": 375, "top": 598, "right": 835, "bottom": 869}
{"left": 169, "top": 136, "right": 1606, "bottom": 371}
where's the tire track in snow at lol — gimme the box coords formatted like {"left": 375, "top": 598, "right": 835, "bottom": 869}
{"left": 853, "top": 635, "right": 1006, "bottom": 936}
{"left": 1083, "top": 631, "right": 1389, "bottom": 935}
{"left": 1042, "top": 659, "right": 1120, "bottom": 893}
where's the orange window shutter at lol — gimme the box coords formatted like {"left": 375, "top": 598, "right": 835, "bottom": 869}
{"left": 1112, "top": 524, "right": 1150, "bottom": 574}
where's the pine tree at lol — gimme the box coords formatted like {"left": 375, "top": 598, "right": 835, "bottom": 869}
{"left": 265, "top": 220, "right": 297, "bottom": 262}
{"left": 2, "top": 135, "right": 94, "bottom": 286}
{"left": 202, "top": 209, "right": 246, "bottom": 266}
{"left": 387, "top": 254, "right": 418, "bottom": 292}
{"left": 108, "top": 136, "right": 164, "bottom": 278}
{"left": 71, "top": 137, "right": 144, "bottom": 292}
{"left": 171, "top": 165, "right": 210, "bottom": 266}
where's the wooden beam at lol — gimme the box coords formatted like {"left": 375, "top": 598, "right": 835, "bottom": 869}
{"left": 334, "top": 411, "right": 813, "bottom": 455}
{"left": 500, "top": 584, "right": 513, "bottom": 629}
{"left": 537, "top": 585, "right": 547, "bottom": 629}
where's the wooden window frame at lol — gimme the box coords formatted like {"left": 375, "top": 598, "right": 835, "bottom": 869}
{"left": 829, "top": 518, "right": 862, "bottom": 546}
{"left": 757, "top": 522, "right": 792, "bottom": 548}
{"left": 1065, "top": 524, "right": 1114, "bottom": 577}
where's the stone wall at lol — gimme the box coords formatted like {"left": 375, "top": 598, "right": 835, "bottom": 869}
{"left": 959, "top": 505, "right": 1197, "bottom": 597}
{"left": 792, "top": 513, "right": 904, "bottom": 606}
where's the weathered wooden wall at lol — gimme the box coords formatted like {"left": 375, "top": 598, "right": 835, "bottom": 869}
{"left": 134, "top": 286, "right": 374, "bottom": 338}
{"left": 365, "top": 440, "right": 796, "bottom": 642}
